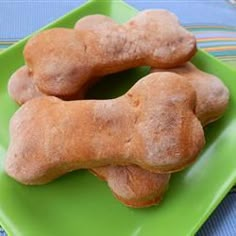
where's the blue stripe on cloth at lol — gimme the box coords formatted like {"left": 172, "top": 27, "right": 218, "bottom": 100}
{"left": 188, "top": 27, "right": 236, "bottom": 33}
{"left": 209, "top": 50, "right": 236, "bottom": 57}
{"left": 198, "top": 42, "right": 236, "bottom": 47}
{"left": 197, "top": 194, "right": 236, "bottom": 236}
{"left": 0, "top": 228, "right": 6, "bottom": 236}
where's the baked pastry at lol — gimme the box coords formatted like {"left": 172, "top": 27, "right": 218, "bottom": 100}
{"left": 5, "top": 72, "right": 204, "bottom": 185}
{"left": 12, "top": 10, "right": 196, "bottom": 98}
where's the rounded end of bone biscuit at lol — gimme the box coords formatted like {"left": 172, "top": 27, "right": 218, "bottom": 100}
{"left": 24, "top": 28, "right": 94, "bottom": 97}
{"left": 5, "top": 96, "right": 64, "bottom": 185}
{"left": 129, "top": 72, "right": 205, "bottom": 173}
{"left": 4, "top": 155, "right": 47, "bottom": 185}
{"left": 150, "top": 63, "right": 230, "bottom": 126}
{"left": 106, "top": 166, "right": 170, "bottom": 208}
{"left": 144, "top": 115, "right": 205, "bottom": 174}
{"left": 150, "top": 36, "right": 197, "bottom": 69}
{"left": 75, "top": 14, "right": 116, "bottom": 31}
{"left": 129, "top": 10, "right": 197, "bottom": 67}
{"left": 91, "top": 165, "right": 170, "bottom": 208}
{"left": 5, "top": 139, "right": 50, "bottom": 185}
{"left": 195, "top": 75, "right": 230, "bottom": 126}
{"left": 8, "top": 66, "right": 43, "bottom": 105}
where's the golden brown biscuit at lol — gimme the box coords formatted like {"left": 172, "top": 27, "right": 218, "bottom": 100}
{"left": 8, "top": 54, "right": 172, "bottom": 208}
{"left": 5, "top": 72, "right": 205, "bottom": 185}
{"left": 23, "top": 10, "right": 196, "bottom": 96}
{"left": 9, "top": 11, "right": 196, "bottom": 103}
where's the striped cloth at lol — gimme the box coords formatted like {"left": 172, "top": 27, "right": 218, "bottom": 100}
{"left": 189, "top": 25, "right": 236, "bottom": 65}
{"left": 0, "top": 229, "right": 6, "bottom": 236}
{"left": 0, "top": 1, "right": 235, "bottom": 235}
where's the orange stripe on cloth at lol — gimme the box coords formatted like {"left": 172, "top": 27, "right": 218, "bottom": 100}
{"left": 203, "top": 46, "right": 236, "bottom": 52}
{"left": 197, "top": 37, "right": 236, "bottom": 42}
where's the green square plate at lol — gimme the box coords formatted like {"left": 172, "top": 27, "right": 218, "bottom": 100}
{"left": 0, "top": 0, "right": 236, "bottom": 235}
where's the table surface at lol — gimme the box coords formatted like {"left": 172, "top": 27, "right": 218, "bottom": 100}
{"left": 0, "top": 1, "right": 236, "bottom": 236}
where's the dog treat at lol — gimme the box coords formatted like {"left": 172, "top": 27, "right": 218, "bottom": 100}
{"left": 7, "top": 66, "right": 172, "bottom": 206}
{"left": 91, "top": 166, "right": 170, "bottom": 208}
{"left": 151, "top": 63, "right": 229, "bottom": 125}
{"left": 23, "top": 10, "right": 196, "bottom": 96}
{"left": 9, "top": 11, "right": 196, "bottom": 104}
{"left": 7, "top": 69, "right": 172, "bottom": 208}
{"left": 5, "top": 72, "right": 205, "bottom": 185}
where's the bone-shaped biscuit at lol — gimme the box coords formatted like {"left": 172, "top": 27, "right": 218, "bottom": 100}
{"left": 23, "top": 10, "right": 196, "bottom": 97}
{"left": 8, "top": 11, "right": 196, "bottom": 104}
{"left": 7, "top": 66, "right": 171, "bottom": 207}
{"left": 8, "top": 66, "right": 172, "bottom": 208}
{"left": 8, "top": 66, "right": 171, "bottom": 207}
{"left": 5, "top": 72, "right": 205, "bottom": 185}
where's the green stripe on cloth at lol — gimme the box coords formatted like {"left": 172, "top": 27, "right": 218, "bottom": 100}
{"left": 186, "top": 25, "right": 236, "bottom": 32}
{"left": 0, "top": 41, "right": 13, "bottom": 51}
